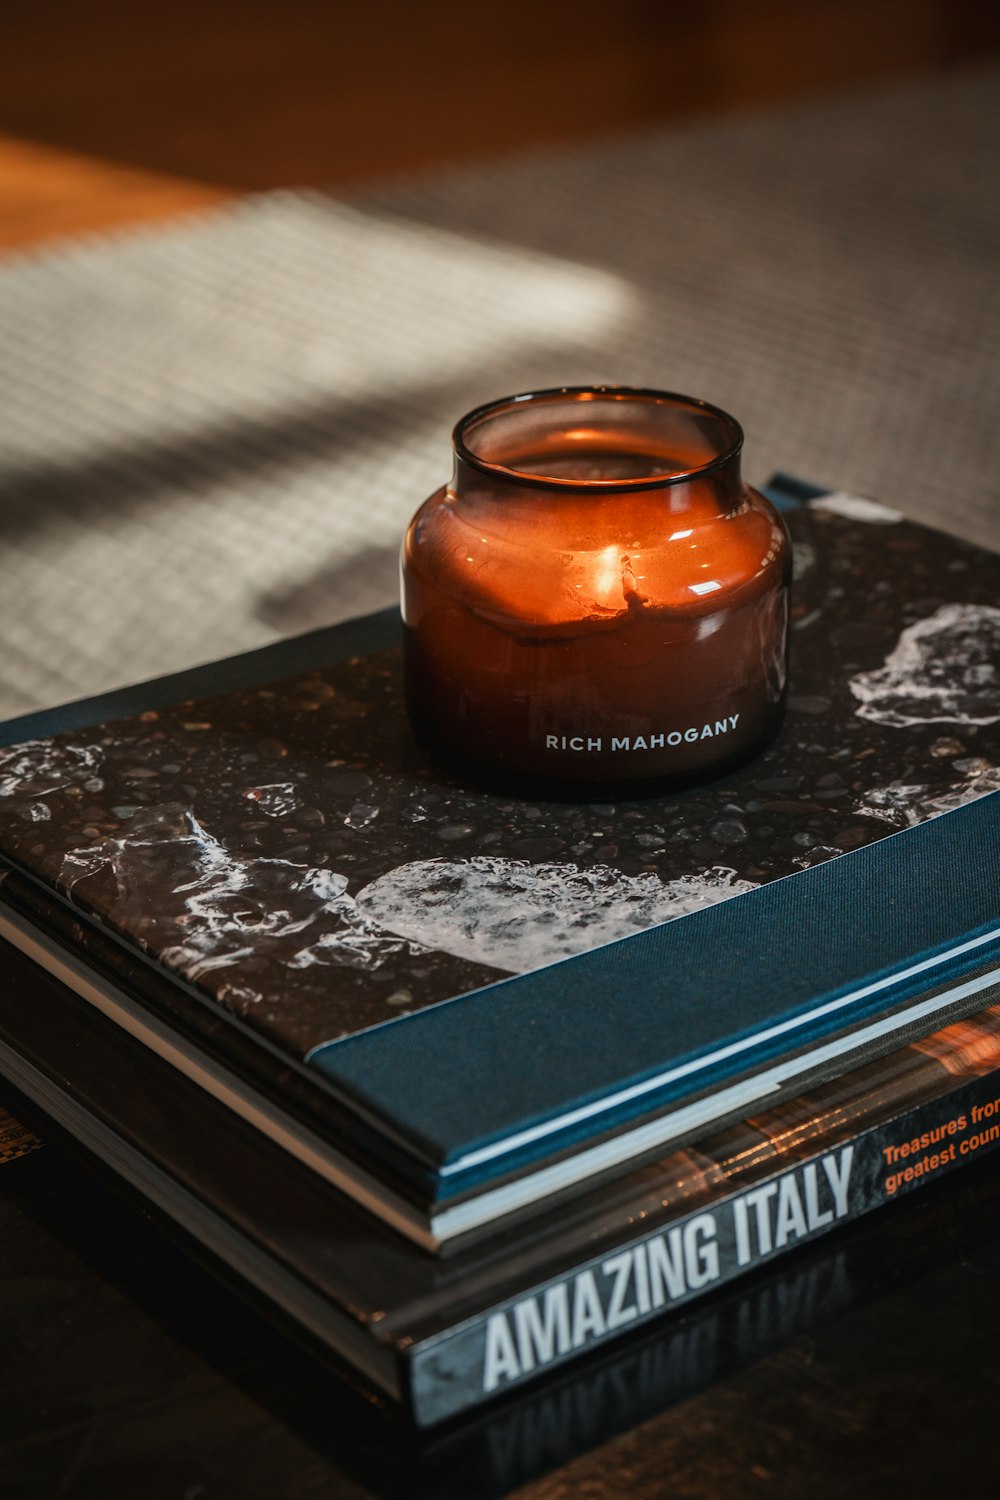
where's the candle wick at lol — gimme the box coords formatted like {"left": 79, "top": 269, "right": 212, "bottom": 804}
{"left": 621, "top": 555, "right": 648, "bottom": 609}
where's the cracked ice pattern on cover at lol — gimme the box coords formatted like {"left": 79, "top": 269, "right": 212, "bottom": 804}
{"left": 0, "top": 505, "right": 999, "bottom": 1059}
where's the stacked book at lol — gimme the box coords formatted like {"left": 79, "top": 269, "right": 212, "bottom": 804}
{"left": 1, "top": 477, "right": 999, "bottom": 1425}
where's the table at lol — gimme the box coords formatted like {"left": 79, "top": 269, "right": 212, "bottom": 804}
{"left": 2, "top": 64, "right": 999, "bottom": 1497}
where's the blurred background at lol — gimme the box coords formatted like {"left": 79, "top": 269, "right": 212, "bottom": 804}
{"left": 2, "top": 0, "right": 1000, "bottom": 246}
{"left": 1, "top": 1, "right": 999, "bottom": 717}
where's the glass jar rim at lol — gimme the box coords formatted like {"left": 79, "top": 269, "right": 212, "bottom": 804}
{"left": 453, "top": 385, "right": 744, "bottom": 492}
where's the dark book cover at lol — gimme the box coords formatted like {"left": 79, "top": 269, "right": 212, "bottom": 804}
{"left": 6, "top": 913, "right": 1000, "bottom": 1427}
{"left": 2, "top": 484, "right": 1000, "bottom": 1233}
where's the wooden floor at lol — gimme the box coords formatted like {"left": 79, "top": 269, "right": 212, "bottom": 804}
{"left": 1, "top": 0, "right": 998, "bottom": 251}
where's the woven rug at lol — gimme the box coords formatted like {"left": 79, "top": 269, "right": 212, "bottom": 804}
{"left": 1, "top": 65, "right": 998, "bottom": 720}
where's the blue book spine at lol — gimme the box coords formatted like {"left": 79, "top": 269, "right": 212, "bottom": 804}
{"left": 310, "top": 791, "right": 1000, "bottom": 1194}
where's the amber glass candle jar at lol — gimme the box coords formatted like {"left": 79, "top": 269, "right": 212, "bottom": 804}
{"left": 402, "top": 387, "right": 791, "bottom": 789}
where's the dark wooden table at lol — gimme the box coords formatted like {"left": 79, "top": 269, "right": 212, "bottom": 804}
{"left": 4, "top": 1111, "right": 1000, "bottom": 1500}
{"left": 3, "top": 47, "right": 1000, "bottom": 1492}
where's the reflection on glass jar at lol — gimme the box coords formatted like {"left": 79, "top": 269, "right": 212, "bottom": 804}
{"left": 402, "top": 386, "right": 791, "bottom": 790}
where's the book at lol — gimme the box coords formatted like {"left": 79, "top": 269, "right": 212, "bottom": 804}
{"left": 6, "top": 906, "right": 1000, "bottom": 1427}
{"left": 0, "top": 1102, "right": 42, "bottom": 1165}
{"left": 1, "top": 478, "right": 1000, "bottom": 1247}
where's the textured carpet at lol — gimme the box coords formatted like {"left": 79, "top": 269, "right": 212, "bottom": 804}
{"left": 1, "top": 64, "right": 998, "bottom": 720}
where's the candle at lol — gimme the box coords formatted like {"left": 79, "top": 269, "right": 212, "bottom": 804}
{"left": 402, "top": 387, "right": 791, "bottom": 789}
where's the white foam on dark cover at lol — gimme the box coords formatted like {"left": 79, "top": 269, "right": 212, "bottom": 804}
{"left": 55, "top": 804, "right": 417, "bottom": 988}
{"left": 0, "top": 739, "right": 103, "bottom": 799}
{"left": 850, "top": 604, "right": 1000, "bottom": 728}
{"left": 855, "top": 757, "right": 1000, "bottom": 827}
{"left": 812, "top": 492, "right": 903, "bottom": 523}
{"left": 355, "top": 857, "right": 757, "bottom": 972}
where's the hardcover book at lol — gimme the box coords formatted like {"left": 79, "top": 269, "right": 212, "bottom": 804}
{"left": 1, "top": 480, "right": 1000, "bottom": 1249}
{"left": 6, "top": 914, "right": 1000, "bottom": 1426}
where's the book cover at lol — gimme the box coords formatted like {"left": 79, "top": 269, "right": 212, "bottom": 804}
{"left": 2, "top": 482, "right": 1000, "bottom": 1242}
{"left": 6, "top": 906, "right": 1000, "bottom": 1427}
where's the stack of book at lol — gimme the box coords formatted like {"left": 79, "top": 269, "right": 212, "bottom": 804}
{"left": 1, "top": 477, "right": 999, "bottom": 1425}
